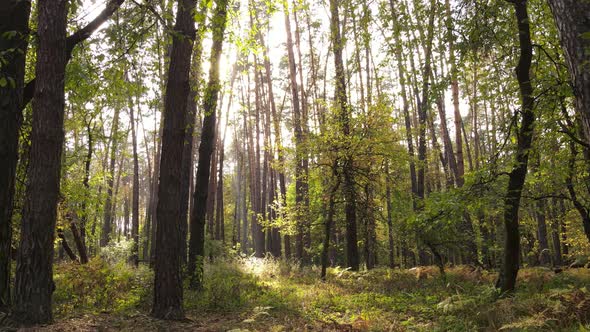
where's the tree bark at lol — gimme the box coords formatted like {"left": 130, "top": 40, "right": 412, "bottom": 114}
{"left": 321, "top": 162, "right": 340, "bottom": 280}
{"left": 152, "top": 0, "right": 198, "bottom": 319}
{"left": 283, "top": 1, "right": 309, "bottom": 262}
{"left": 13, "top": 0, "right": 68, "bottom": 323}
{"left": 329, "top": 0, "right": 359, "bottom": 271}
{"left": 547, "top": 0, "right": 590, "bottom": 149}
{"left": 496, "top": 0, "right": 535, "bottom": 294}
{"left": 179, "top": 9, "right": 206, "bottom": 265}
{"left": 187, "top": 0, "right": 228, "bottom": 289}
{"left": 101, "top": 106, "right": 120, "bottom": 247}
{"left": 128, "top": 83, "right": 140, "bottom": 266}
{"left": 0, "top": 0, "right": 30, "bottom": 309}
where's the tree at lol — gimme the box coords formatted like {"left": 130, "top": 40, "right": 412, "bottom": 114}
{"left": 329, "top": 0, "right": 359, "bottom": 271}
{"left": 188, "top": 0, "right": 229, "bottom": 289}
{"left": 547, "top": 0, "right": 590, "bottom": 150}
{"left": 284, "top": 0, "right": 309, "bottom": 263}
{"left": 496, "top": 0, "right": 535, "bottom": 294}
{"left": 152, "top": 0, "right": 198, "bottom": 319}
{"left": 0, "top": 0, "right": 31, "bottom": 309}
{"left": 12, "top": 0, "right": 69, "bottom": 323}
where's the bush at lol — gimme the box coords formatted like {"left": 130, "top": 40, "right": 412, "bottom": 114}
{"left": 53, "top": 257, "right": 152, "bottom": 317}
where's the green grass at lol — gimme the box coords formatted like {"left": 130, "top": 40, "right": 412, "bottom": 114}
{"left": 48, "top": 258, "right": 590, "bottom": 331}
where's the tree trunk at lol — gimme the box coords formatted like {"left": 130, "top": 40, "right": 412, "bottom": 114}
{"left": 0, "top": 0, "right": 30, "bottom": 309}
{"left": 58, "top": 228, "right": 78, "bottom": 263}
{"left": 386, "top": 162, "right": 395, "bottom": 268}
{"left": 187, "top": 0, "right": 228, "bottom": 289}
{"left": 321, "top": 163, "right": 340, "bottom": 280}
{"left": 179, "top": 10, "right": 206, "bottom": 265}
{"left": 128, "top": 86, "right": 140, "bottom": 266}
{"left": 68, "top": 214, "right": 88, "bottom": 264}
{"left": 284, "top": 1, "right": 309, "bottom": 263}
{"left": 329, "top": 0, "right": 359, "bottom": 271}
{"left": 496, "top": 0, "right": 535, "bottom": 294}
{"left": 566, "top": 141, "right": 590, "bottom": 243}
{"left": 13, "top": 0, "right": 68, "bottom": 323}
{"left": 547, "top": 0, "right": 590, "bottom": 149}
{"left": 152, "top": 0, "right": 198, "bottom": 319}
{"left": 101, "top": 106, "right": 120, "bottom": 247}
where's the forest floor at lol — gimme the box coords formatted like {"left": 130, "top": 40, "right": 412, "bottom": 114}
{"left": 3, "top": 257, "right": 590, "bottom": 331}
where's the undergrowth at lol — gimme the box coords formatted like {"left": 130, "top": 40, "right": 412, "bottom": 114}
{"left": 50, "top": 256, "right": 590, "bottom": 331}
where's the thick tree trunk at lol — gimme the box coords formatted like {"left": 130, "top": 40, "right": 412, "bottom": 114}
{"left": 547, "top": 0, "right": 590, "bottom": 148}
{"left": 152, "top": 0, "right": 197, "bottom": 319}
{"left": 0, "top": 0, "right": 30, "bottom": 309}
{"left": 13, "top": 0, "right": 68, "bottom": 323}
{"left": 179, "top": 11, "right": 206, "bottom": 265}
{"left": 187, "top": 0, "right": 228, "bottom": 289}
{"left": 496, "top": 0, "right": 535, "bottom": 294}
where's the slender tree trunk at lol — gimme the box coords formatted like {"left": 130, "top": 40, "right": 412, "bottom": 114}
{"left": 187, "top": 0, "right": 228, "bottom": 289}
{"left": 128, "top": 87, "right": 140, "bottom": 266}
{"left": 496, "top": 0, "right": 535, "bottom": 294}
{"left": 67, "top": 212, "right": 88, "bottom": 264}
{"left": 386, "top": 162, "right": 395, "bottom": 268}
{"left": 321, "top": 163, "right": 340, "bottom": 280}
{"left": 101, "top": 107, "right": 120, "bottom": 247}
{"left": 566, "top": 141, "right": 590, "bottom": 243}
{"left": 416, "top": 0, "right": 436, "bottom": 202}
{"left": 79, "top": 122, "right": 93, "bottom": 254}
{"left": 284, "top": 1, "right": 309, "bottom": 263}
{"left": 13, "top": 0, "right": 68, "bottom": 323}
{"left": 329, "top": 0, "right": 359, "bottom": 271}
{"left": 0, "top": 1, "right": 30, "bottom": 308}
{"left": 58, "top": 228, "right": 78, "bottom": 263}
{"left": 149, "top": 115, "right": 163, "bottom": 266}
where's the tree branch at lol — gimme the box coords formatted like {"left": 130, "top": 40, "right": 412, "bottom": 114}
{"left": 22, "top": 0, "right": 126, "bottom": 109}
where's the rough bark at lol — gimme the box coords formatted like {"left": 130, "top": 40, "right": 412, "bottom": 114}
{"left": 179, "top": 9, "right": 206, "bottom": 265}
{"left": 547, "top": 0, "right": 590, "bottom": 148}
{"left": 0, "top": 0, "right": 30, "bottom": 309}
{"left": 13, "top": 0, "right": 68, "bottom": 323}
{"left": 152, "top": 0, "right": 197, "bottom": 319}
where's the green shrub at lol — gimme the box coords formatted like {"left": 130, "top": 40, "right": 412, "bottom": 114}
{"left": 53, "top": 257, "right": 152, "bottom": 317}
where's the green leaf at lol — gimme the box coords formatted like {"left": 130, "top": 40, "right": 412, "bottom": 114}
{"left": 0, "top": 77, "right": 7, "bottom": 88}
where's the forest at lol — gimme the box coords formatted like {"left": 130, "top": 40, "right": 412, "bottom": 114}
{"left": 1, "top": 0, "right": 590, "bottom": 330}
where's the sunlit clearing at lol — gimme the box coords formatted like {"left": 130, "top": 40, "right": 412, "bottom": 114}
{"left": 240, "top": 257, "right": 268, "bottom": 277}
